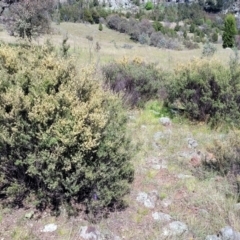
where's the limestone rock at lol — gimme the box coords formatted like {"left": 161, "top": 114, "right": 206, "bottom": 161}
{"left": 42, "top": 223, "right": 57, "bottom": 233}
{"left": 162, "top": 221, "right": 188, "bottom": 237}
{"left": 187, "top": 138, "right": 198, "bottom": 149}
{"left": 159, "top": 117, "right": 171, "bottom": 126}
{"left": 80, "top": 226, "right": 102, "bottom": 240}
{"left": 219, "top": 226, "right": 240, "bottom": 240}
{"left": 136, "top": 191, "right": 158, "bottom": 209}
{"left": 152, "top": 212, "right": 172, "bottom": 222}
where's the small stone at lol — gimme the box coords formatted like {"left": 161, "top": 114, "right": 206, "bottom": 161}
{"left": 136, "top": 192, "right": 148, "bottom": 203}
{"left": 159, "top": 117, "right": 171, "bottom": 126}
{"left": 152, "top": 212, "right": 172, "bottom": 222}
{"left": 150, "top": 158, "right": 167, "bottom": 170}
{"left": 144, "top": 198, "right": 155, "bottom": 209}
{"left": 179, "top": 152, "right": 191, "bottom": 158}
{"left": 151, "top": 164, "right": 161, "bottom": 170}
{"left": 162, "top": 221, "right": 188, "bottom": 237}
{"left": 153, "top": 131, "right": 164, "bottom": 141}
{"left": 177, "top": 174, "right": 193, "bottom": 179}
{"left": 205, "top": 235, "right": 221, "bottom": 240}
{"left": 187, "top": 138, "right": 198, "bottom": 149}
{"left": 42, "top": 223, "right": 57, "bottom": 233}
{"left": 136, "top": 191, "right": 156, "bottom": 209}
{"left": 79, "top": 226, "right": 101, "bottom": 240}
{"left": 161, "top": 198, "right": 172, "bottom": 208}
{"left": 25, "top": 211, "right": 34, "bottom": 219}
{"left": 113, "top": 236, "right": 121, "bottom": 240}
{"left": 219, "top": 226, "right": 240, "bottom": 240}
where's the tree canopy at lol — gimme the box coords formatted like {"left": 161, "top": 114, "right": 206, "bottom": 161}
{"left": 0, "top": 0, "right": 54, "bottom": 40}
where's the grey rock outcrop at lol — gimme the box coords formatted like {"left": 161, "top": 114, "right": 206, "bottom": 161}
{"left": 162, "top": 221, "right": 188, "bottom": 237}
{"left": 80, "top": 226, "right": 102, "bottom": 240}
{"left": 136, "top": 191, "right": 158, "bottom": 208}
{"left": 159, "top": 117, "right": 171, "bottom": 126}
{"left": 152, "top": 212, "right": 172, "bottom": 222}
{"left": 42, "top": 223, "right": 58, "bottom": 233}
{"left": 206, "top": 226, "right": 240, "bottom": 240}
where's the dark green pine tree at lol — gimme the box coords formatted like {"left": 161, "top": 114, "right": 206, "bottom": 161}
{"left": 222, "top": 14, "right": 237, "bottom": 48}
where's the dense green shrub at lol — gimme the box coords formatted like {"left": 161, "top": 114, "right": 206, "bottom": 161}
{"left": 99, "top": 23, "right": 103, "bottom": 31}
{"left": 174, "top": 23, "right": 181, "bottom": 32}
{"left": 153, "top": 21, "right": 163, "bottom": 32}
{"left": 102, "top": 58, "right": 168, "bottom": 107}
{"left": 91, "top": 9, "right": 100, "bottom": 24}
{"left": 59, "top": 2, "right": 110, "bottom": 24}
{"left": 189, "top": 23, "right": 196, "bottom": 33}
{"left": 145, "top": 1, "right": 154, "bottom": 11}
{"left": 83, "top": 9, "right": 94, "bottom": 24}
{"left": 0, "top": 44, "right": 134, "bottom": 214}
{"left": 211, "top": 32, "right": 218, "bottom": 42}
{"left": 166, "top": 59, "right": 240, "bottom": 127}
{"left": 222, "top": 14, "right": 237, "bottom": 48}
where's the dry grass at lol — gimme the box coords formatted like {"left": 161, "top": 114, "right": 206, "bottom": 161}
{"left": 0, "top": 22, "right": 234, "bottom": 70}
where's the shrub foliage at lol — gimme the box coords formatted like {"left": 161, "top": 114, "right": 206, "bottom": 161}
{"left": 0, "top": 44, "right": 134, "bottom": 213}
{"left": 102, "top": 58, "right": 168, "bottom": 107}
{"left": 166, "top": 59, "right": 240, "bottom": 127}
{"left": 222, "top": 14, "right": 237, "bottom": 48}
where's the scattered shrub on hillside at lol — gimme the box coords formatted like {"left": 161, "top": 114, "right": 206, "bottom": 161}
{"left": 202, "top": 41, "right": 217, "bottom": 57}
{"left": 118, "top": 18, "right": 130, "bottom": 33}
{"left": 203, "top": 132, "right": 240, "bottom": 175}
{"left": 174, "top": 23, "right": 181, "bottom": 32}
{"left": 211, "top": 32, "right": 218, "bottom": 43}
{"left": 166, "top": 59, "right": 240, "bottom": 127}
{"left": 145, "top": 1, "right": 154, "bottom": 11}
{"left": 222, "top": 14, "right": 237, "bottom": 48}
{"left": 102, "top": 58, "right": 168, "bottom": 107}
{"left": 130, "top": 27, "right": 141, "bottom": 41}
{"left": 202, "top": 132, "right": 240, "bottom": 198}
{"left": 183, "top": 30, "right": 187, "bottom": 39}
{"left": 153, "top": 21, "right": 164, "bottom": 32}
{"left": 0, "top": 44, "right": 134, "bottom": 215}
{"left": 183, "top": 40, "right": 199, "bottom": 49}
{"left": 150, "top": 32, "right": 163, "bottom": 47}
{"left": 138, "top": 33, "right": 150, "bottom": 45}
{"left": 98, "top": 23, "right": 103, "bottom": 31}
{"left": 189, "top": 23, "right": 196, "bottom": 33}
{"left": 138, "top": 19, "right": 155, "bottom": 36}
{"left": 92, "top": 9, "right": 100, "bottom": 24}
{"left": 150, "top": 32, "right": 181, "bottom": 50}
{"left": 106, "top": 14, "right": 121, "bottom": 30}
